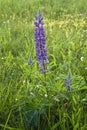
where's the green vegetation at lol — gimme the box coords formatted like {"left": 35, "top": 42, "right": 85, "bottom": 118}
{"left": 0, "top": 0, "right": 87, "bottom": 129}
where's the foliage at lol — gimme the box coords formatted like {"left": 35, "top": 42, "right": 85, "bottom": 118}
{"left": 0, "top": 0, "right": 87, "bottom": 130}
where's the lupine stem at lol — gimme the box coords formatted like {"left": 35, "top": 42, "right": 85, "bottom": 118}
{"left": 34, "top": 10, "right": 48, "bottom": 94}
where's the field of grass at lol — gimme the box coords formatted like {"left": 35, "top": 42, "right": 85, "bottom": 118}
{"left": 0, "top": 0, "right": 87, "bottom": 130}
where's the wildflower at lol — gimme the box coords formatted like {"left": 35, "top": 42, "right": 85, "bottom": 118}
{"left": 63, "top": 65, "right": 67, "bottom": 70}
{"left": 64, "top": 71, "right": 72, "bottom": 90}
{"left": 34, "top": 11, "right": 48, "bottom": 72}
{"left": 28, "top": 56, "right": 34, "bottom": 66}
{"left": 80, "top": 56, "right": 84, "bottom": 61}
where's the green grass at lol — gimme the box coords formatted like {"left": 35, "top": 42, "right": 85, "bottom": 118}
{"left": 0, "top": 0, "right": 87, "bottom": 130}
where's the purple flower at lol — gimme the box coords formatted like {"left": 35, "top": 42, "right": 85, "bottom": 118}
{"left": 64, "top": 72, "right": 72, "bottom": 90}
{"left": 28, "top": 56, "right": 34, "bottom": 66}
{"left": 34, "top": 11, "right": 48, "bottom": 72}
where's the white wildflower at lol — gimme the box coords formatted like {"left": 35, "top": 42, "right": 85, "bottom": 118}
{"left": 80, "top": 56, "right": 84, "bottom": 61}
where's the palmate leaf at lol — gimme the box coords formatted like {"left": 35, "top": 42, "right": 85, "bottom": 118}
{"left": 78, "top": 86, "right": 87, "bottom": 91}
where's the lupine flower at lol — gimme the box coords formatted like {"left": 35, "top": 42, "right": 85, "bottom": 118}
{"left": 63, "top": 65, "right": 67, "bottom": 70}
{"left": 34, "top": 11, "right": 48, "bottom": 72}
{"left": 64, "top": 71, "right": 72, "bottom": 90}
{"left": 28, "top": 56, "right": 34, "bottom": 66}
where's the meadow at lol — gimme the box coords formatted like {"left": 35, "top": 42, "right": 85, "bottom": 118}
{"left": 0, "top": 0, "right": 87, "bottom": 130}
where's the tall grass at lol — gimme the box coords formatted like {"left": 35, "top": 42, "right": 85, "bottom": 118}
{"left": 0, "top": 0, "right": 87, "bottom": 129}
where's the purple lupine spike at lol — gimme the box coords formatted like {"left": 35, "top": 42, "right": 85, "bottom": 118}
{"left": 64, "top": 71, "right": 72, "bottom": 90}
{"left": 34, "top": 11, "right": 48, "bottom": 72}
